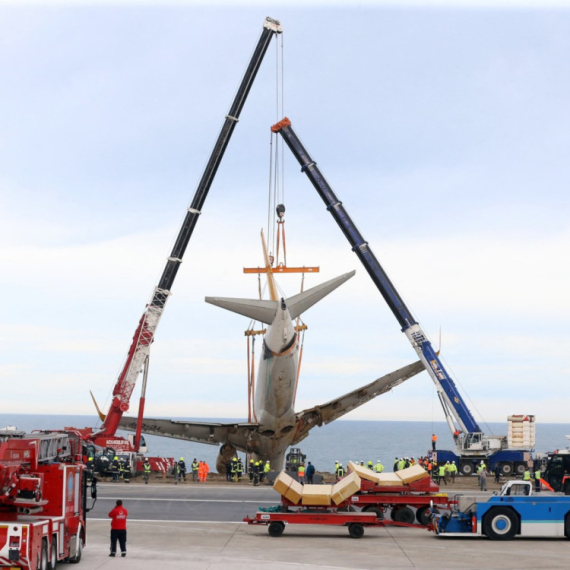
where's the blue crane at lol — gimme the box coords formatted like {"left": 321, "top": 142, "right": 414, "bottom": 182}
{"left": 272, "top": 117, "right": 532, "bottom": 476}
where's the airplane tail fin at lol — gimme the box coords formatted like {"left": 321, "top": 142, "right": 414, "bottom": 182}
{"left": 287, "top": 270, "right": 355, "bottom": 320}
{"left": 205, "top": 271, "right": 355, "bottom": 324}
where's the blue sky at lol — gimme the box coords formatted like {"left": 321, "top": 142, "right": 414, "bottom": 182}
{"left": 1, "top": 1, "right": 569, "bottom": 428}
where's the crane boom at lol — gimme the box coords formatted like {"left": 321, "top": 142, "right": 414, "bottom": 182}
{"left": 271, "top": 117, "right": 482, "bottom": 437}
{"left": 94, "top": 17, "right": 283, "bottom": 443}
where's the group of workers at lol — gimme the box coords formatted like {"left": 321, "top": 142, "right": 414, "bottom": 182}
{"left": 167, "top": 457, "right": 209, "bottom": 484}
{"left": 334, "top": 460, "right": 384, "bottom": 480}
{"left": 109, "top": 456, "right": 131, "bottom": 482}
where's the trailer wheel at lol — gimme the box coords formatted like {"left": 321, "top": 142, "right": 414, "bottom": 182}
{"left": 415, "top": 506, "right": 437, "bottom": 526}
{"left": 39, "top": 539, "right": 49, "bottom": 570}
{"left": 393, "top": 506, "right": 415, "bottom": 524}
{"left": 500, "top": 463, "right": 513, "bottom": 476}
{"left": 268, "top": 522, "right": 285, "bottom": 537}
{"left": 460, "top": 462, "right": 474, "bottom": 476}
{"left": 363, "top": 506, "right": 383, "bottom": 520}
{"left": 483, "top": 507, "right": 517, "bottom": 540}
{"left": 348, "top": 523, "right": 364, "bottom": 539}
{"left": 48, "top": 536, "right": 57, "bottom": 570}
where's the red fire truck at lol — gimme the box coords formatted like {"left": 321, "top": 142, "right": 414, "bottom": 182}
{"left": 0, "top": 429, "right": 96, "bottom": 569}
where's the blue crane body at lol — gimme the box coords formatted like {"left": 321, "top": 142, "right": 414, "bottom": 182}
{"left": 271, "top": 117, "right": 531, "bottom": 476}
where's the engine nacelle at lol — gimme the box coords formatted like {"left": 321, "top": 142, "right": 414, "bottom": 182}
{"left": 216, "top": 443, "right": 238, "bottom": 474}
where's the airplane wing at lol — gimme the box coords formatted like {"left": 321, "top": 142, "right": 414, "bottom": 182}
{"left": 291, "top": 360, "right": 425, "bottom": 445}
{"left": 118, "top": 417, "right": 259, "bottom": 454}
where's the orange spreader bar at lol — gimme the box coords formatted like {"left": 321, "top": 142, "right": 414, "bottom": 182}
{"left": 244, "top": 266, "right": 319, "bottom": 274}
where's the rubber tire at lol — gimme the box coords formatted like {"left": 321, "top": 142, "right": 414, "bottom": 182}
{"left": 40, "top": 540, "right": 49, "bottom": 570}
{"left": 416, "top": 506, "right": 432, "bottom": 526}
{"left": 483, "top": 507, "right": 517, "bottom": 541}
{"left": 268, "top": 522, "right": 285, "bottom": 537}
{"left": 500, "top": 463, "right": 514, "bottom": 476}
{"left": 68, "top": 536, "right": 82, "bottom": 564}
{"left": 460, "top": 462, "right": 474, "bottom": 476}
{"left": 515, "top": 463, "right": 527, "bottom": 476}
{"left": 363, "top": 506, "right": 383, "bottom": 520}
{"left": 348, "top": 523, "right": 364, "bottom": 539}
{"left": 48, "top": 536, "right": 57, "bottom": 570}
{"left": 393, "top": 506, "right": 415, "bottom": 525}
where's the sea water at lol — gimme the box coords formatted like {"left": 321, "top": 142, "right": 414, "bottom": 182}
{"left": 1, "top": 413, "right": 568, "bottom": 473}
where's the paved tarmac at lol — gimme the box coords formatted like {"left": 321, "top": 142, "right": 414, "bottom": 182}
{"left": 79, "top": 481, "right": 570, "bottom": 569}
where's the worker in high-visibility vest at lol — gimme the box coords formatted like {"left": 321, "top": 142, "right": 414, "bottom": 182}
{"left": 450, "top": 461, "right": 458, "bottom": 483}
{"left": 237, "top": 458, "right": 243, "bottom": 481}
{"left": 534, "top": 468, "right": 542, "bottom": 493}
{"left": 523, "top": 469, "right": 531, "bottom": 481}
{"left": 143, "top": 459, "right": 151, "bottom": 484}
{"left": 263, "top": 460, "right": 271, "bottom": 478}
{"left": 438, "top": 463, "right": 447, "bottom": 485}
{"left": 230, "top": 457, "right": 238, "bottom": 482}
{"left": 374, "top": 460, "right": 384, "bottom": 473}
{"left": 297, "top": 463, "right": 306, "bottom": 485}
{"left": 191, "top": 459, "right": 199, "bottom": 482}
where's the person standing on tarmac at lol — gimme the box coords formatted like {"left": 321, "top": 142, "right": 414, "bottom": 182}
{"left": 178, "top": 458, "right": 187, "bottom": 482}
{"left": 374, "top": 460, "right": 384, "bottom": 473}
{"left": 297, "top": 463, "right": 306, "bottom": 485}
{"left": 494, "top": 464, "right": 501, "bottom": 484}
{"left": 437, "top": 463, "right": 447, "bottom": 485}
{"left": 534, "top": 467, "right": 542, "bottom": 493}
{"left": 306, "top": 461, "right": 315, "bottom": 484}
{"left": 480, "top": 466, "right": 488, "bottom": 491}
{"left": 249, "top": 459, "right": 254, "bottom": 482}
{"left": 192, "top": 458, "right": 199, "bottom": 482}
{"left": 143, "top": 459, "right": 151, "bottom": 484}
{"left": 237, "top": 458, "right": 244, "bottom": 481}
{"left": 108, "top": 499, "right": 128, "bottom": 557}
{"left": 263, "top": 460, "right": 271, "bottom": 481}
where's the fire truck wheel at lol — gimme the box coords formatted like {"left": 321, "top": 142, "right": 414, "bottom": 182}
{"left": 348, "top": 523, "right": 364, "bottom": 539}
{"left": 393, "top": 506, "right": 415, "bottom": 525}
{"left": 39, "top": 539, "right": 49, "bottom": 570}
{"left": 483, "top": 507, "right": 517, "bottom": 540}
{"left": 268, "top": 522, "right": 285, "bottom": 537}
{"left": 363, "top": 506, "right": 383, "bottom": 520}
{"left": 68, "top": 535, "right": 82, "bottom": 564}
{"left": 48, "top": 536, "right": 57, "bottom": 570}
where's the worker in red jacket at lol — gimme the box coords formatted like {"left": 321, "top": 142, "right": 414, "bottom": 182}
{"left": 108, "top": 499, "right": 128, "bottom": 557}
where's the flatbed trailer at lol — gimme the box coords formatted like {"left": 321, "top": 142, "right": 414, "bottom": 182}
{"left": 349, "top": 477, "right": 452, "bottom": 525}
{"left": 243, "top": 511, "right": 424, "bottom": 538}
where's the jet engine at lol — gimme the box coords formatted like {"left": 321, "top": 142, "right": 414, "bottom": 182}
{"left": 216, "top": 443, "right": 238, "bottom": 474}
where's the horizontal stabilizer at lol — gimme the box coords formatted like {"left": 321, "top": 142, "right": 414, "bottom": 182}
{"left": 205, "top": 297, "right": 277, "bottom": 325}
{"left": 287, "top": 270, "right": 355, "bottom": 320}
